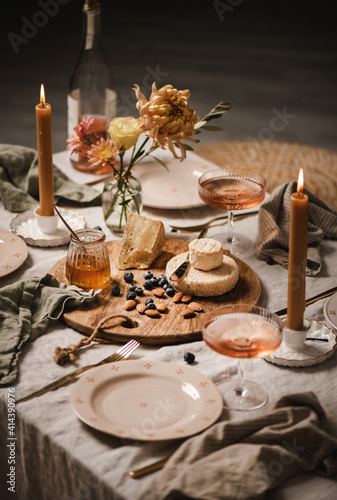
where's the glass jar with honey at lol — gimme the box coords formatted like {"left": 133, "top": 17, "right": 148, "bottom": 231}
{"left": 66, "top": 228, "right": 111, "bottom": 290}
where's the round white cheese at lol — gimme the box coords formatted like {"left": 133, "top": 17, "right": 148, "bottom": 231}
{"left": 166, "top": 252, "right": 239, "bottom": 297}
{"left": 189, "top": 238, "right": 223, "bottom": 271}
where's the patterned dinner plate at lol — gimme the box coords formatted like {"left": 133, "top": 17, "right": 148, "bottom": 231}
{"left": 0, "top": 228, "right": 28, "bottom": 277}
{"left": 70, "top": 360, "right": 223, "bottom": 441}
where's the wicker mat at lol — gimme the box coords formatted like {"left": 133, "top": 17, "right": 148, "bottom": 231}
{"left": 195, "top": 141, "right": 337, "bottom": 211}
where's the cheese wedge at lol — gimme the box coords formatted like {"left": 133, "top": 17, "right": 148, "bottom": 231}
{"left": 166, "top": 252, "right": 239, "bottom": 297}
{"left": 117, "top": 214, "right": 165, "bottom": 270}
{"left": 189, "top": 238, "right": 223, "bottom": 271}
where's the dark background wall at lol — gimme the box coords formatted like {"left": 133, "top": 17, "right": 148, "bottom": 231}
{"left": 1, "top": 0, "right": 336, "bottom": 153}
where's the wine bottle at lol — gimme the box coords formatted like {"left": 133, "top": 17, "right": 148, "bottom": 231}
{"left": 67, "top": 0, "right": 117, "bottom": 173}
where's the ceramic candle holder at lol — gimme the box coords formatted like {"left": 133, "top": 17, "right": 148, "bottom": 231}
{"left": 34, "top": 207, "right": 59, "bottom": 234}
{"left": 283, "top": 319, "right": 310, "bottom": 352}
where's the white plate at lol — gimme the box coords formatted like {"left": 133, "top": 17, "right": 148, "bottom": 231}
{"left": 10, "top": 208, "right": 86, "bottom": 247}
{"left": 0, "top": 229, "right": 28, "bottom": 277}
{"left": 70, "top": 360, "right": 223, "bottom": 441}
{"left": 132, "top": 155, "right": 217, "bottom": 209}
{"left": 324, "top": 293, "right": 337, "bottom": 330}
{"left": 265, "top": 320, "right": 337, "bottom": 367}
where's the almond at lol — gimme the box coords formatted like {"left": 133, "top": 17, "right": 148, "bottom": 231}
{"left": 189, "top": 301, "right": 204, "bottom": 312}
{"left": 181, "top": 308, "right": 195, "bottom": 318}
{"left": 173, "top": 292, "right": 183, "bottom": 303}
{"left": 145, "top": 309, "right": 161, "bottom": 318}
{"left": 181, "top": 295, "right": 192, "bottom": 304}
{"left": 157, "top": 303, "right": 168, "bottom": 313}
{"left": 153, "top": 288, "right": 165, "bottom": 297}
{"left": 124, "top": 299, "right": 136, "bottom": 311}
{"left": 136, "top": 303, "right": 147, "bottom": 314}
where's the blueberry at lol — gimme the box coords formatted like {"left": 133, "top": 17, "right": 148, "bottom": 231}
{"left": 143, "top": 271, "right": 153, "bottom": 280}
{"left": 184, "top": 352, "right": 195, "bottom": 364}
{"left": 266, "top": 257, "right": 276, "bottom": 266}
{"left": 111, "top": 286, "right": 120, "bottom": 296}
{"left": 124, "top": 272, "right": 134, "bottom": 283}
{"left": 129, "top": 285, "right": 137, "bottom": 292}
{"left": 163, "top": 283, "right": 170, "bottom": 290}
{"left": 145, "top": 298, "right": 154, "bottom": 305}
{"left": 159, "top": 277, "right": 169, "bottom": 287}
{"left": 158, "top": 274, "right": 166, "bottom": 280}
{"left": 146, "top": 303, "right": 156, "bottom": 310}
{"left": 165, "top": 287, "right": 175, "bottom": 297}
{"left": 135, "top": 287, "right": 144, "bottom": 296}
{"left": 126, "top": 291, "right": 136, "bottom": 300}
{"left": 143, "top": 280, "right": 153, "bottom": 290}
{"left": 93, "top": 225, "right": 102, "bottom": 231}
{"left": 150, "top": 277, "right": 159, "bottom": 287}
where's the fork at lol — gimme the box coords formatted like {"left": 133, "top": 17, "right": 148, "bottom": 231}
{"left": 16, "top": 339, "right": 140, "bottom": 403}
{"left": 170, "top": 210, "right": 259, "bottom": 233}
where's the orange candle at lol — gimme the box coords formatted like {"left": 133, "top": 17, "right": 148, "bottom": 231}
{"left": 36, "top": 84, "right": 54, "bottom": 216}
{"left": 287, "top": 169, "right": 308, "bottom": 330}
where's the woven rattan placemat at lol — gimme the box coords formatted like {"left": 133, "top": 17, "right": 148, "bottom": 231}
{"left": 195, "top": 141, "right": 337, "bottom": 211}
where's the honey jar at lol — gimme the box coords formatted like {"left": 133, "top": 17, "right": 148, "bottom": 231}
{"left": 66, "top": 228, "right": 111, "bottom": 290}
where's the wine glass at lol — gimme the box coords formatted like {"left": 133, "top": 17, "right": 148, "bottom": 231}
{"left": 202, "top": 304, "right": 283, "bottom": 411}
{"left": 198, "top": 168, "right": 266, "bottom": 255}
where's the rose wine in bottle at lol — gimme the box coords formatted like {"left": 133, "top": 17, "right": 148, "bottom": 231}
{"left": 67, "top": 0, "right": 117, "bottom": 173}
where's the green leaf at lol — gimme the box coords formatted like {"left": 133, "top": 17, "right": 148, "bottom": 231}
{"left": 149, "top": 155, "right": 170, "bottom": 172}
{"left": 200, "top": 102, "right": 235, "bottom": 123}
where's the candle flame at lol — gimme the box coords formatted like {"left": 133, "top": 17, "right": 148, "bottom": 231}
{"left": 40, "top": 84, "right": 45, "bottom": 106}
{"left": 297, "top": 168, "right": 304, "bottom": 195}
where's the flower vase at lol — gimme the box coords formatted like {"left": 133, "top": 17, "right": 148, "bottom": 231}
{"left": 102, "top": 176, "right": 143, "bottom": 234}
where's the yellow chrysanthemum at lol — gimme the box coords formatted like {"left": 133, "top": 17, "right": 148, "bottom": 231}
{"left": 134, "top": 82, "right": 198, "bottom": 161}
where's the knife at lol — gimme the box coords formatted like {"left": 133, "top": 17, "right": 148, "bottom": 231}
{"left": 274, "top": 285, "right": 337, "bottom": 316}
{"left": 16, "top": 339, "right": 139, "bottom": 404}
{"left": 169, "top": 228, "right": 208, "bottom": 282}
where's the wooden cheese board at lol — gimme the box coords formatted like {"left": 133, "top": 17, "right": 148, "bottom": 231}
{"left": 48, "top": 239, "right": 261, "bottom": 345}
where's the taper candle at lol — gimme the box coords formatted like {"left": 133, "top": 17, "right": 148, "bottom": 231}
{"left": 287, "top": 169, "right": 308, "bottom": 330}
{"left": 36, "top": 84, "right": 54, "bottom": 216}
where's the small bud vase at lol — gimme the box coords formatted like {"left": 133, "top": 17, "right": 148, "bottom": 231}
{"left": 102, "top": 175, "right": 142, "bottom": 234}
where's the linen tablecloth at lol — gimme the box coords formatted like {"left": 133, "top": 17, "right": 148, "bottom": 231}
{"left": 1, "top": 150, "right": 337, "bottom": 500}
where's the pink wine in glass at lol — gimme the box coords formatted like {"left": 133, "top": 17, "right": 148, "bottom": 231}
{"left": 203, "top": 312, "right": 282, "bottom": 359}
{"left": 202, "top": 305, "right": 283, "bottom": 411}
{"left": 198, "top": 168, "right": 266, "bottom": 255}
{"left": 198, "top": 176, "right": 266, "bottom": 210}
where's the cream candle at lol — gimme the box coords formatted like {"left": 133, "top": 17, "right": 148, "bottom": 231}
{"left": 36, "top": 84, "right": 54, "bottom": 216}
{"left": 286, "top": 169, "right": 308, "bottom": 330}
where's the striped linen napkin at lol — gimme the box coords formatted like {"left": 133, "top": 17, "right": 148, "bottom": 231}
{"left": 146, "top": 392, "right": 337, "bottom": 500}
{"left": 255, "top": 182, "right": 337, "bottom": 276}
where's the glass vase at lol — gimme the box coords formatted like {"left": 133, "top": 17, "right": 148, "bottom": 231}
{"left": 102, "top": 176, "right": 143, "bottom": 234}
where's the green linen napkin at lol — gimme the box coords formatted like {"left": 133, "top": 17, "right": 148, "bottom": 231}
{"left": 0, "top": 274, "right": 99, "bottom": 386}
{"left": 0, "top": 144, "right": 102, "bottom": 212}
{"left": 146, "top": 392, "right": 337, "bottom": 500}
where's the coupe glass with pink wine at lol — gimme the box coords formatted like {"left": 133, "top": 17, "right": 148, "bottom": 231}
{"left": 198, "top": 168, "right": 266, "bottom": 255}
{"left": 202, "top": 304, "right": 283, "bottom": 411}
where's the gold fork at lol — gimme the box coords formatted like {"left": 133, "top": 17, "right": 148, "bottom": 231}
{"left": 16, "top": 339, "right": 140, "bottom": 403}
{"left": 170, "top": 210, "right": 259, "bottom": 233}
